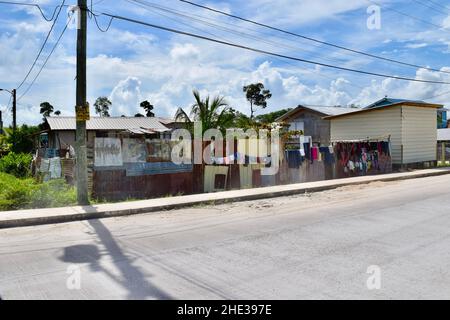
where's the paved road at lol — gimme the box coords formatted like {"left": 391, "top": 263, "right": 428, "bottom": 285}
{"left": 1, "top": 174, "right": 450, "bottom": 300}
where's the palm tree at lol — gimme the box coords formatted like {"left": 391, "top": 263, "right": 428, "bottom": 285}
{"left": 190, "top": 89, "right": 230, "bottom": 134}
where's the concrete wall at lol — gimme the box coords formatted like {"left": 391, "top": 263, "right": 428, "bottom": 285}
{"left": 330, "top": 106, "right": 403, "bottom": 163}
{"left": 402, "top": 106, "right": 437, "bottom": 163}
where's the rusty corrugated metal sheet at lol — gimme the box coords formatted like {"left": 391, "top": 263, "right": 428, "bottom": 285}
{"left": 46, "top": 116, "right": 170, "bottom": 132}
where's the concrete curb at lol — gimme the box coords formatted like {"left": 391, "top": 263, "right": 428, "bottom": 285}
{"left": 1, "top": 168, "right": 450, "bottom": 229}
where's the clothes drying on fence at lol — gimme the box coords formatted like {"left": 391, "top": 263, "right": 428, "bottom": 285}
{"left": 319, "top": 146, "right": 335, "bottom": 165}
{"left": 285, "top": 150, "right": 302, "bottom": 168}
{"left": 49, "top": 157, "right": 62, "bottom": 179}
{"left": 334, "top": 141, "right": 391, "bottom": 175}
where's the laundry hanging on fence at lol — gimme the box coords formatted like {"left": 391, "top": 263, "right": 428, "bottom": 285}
{"left": 285, "top": 150, "right": 302, "bottom": 168}
{"left": 334, "top": 140, "right": 391, "bottom": 175}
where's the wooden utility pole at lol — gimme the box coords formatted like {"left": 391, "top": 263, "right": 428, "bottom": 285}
{"left": 0, "top": 110, "right": 3, "bottom": 135}
{"left": 12, "top": 89, "right": 16, "bottom": 132}
{"left": 75, "top": 0, "right": 89, "bottom": 205}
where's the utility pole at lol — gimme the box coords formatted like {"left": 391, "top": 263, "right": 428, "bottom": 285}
{"left": 0, "top": 110, "right": 3, "bottom": 135}
{"left": 12, "top": 89, "right": 16, "bottom": 132}
{"left": 75, "top": 0, "right": 89, "bottom": 205}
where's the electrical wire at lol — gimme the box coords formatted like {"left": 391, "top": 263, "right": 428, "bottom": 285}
{"left": 15, "top": 0, "right": 67, "bottom": 91}
{"left": 0, "top": 0, "right": 68, "bottom": 22}
{"left": 92, "top": 11, "right": 114, "bottom": 32}
{"left": 410, "top": 0, "right": 448, "bottom": 16}
{"left": 426, "top": 0, "right": 450, "bottom": 11}
{"left": 179, "top": 0, "right": 450, "bottom": 75}
{"left": 127, "top": 0, "right": 350, "bottom": 66}
{"left": 367, "top": 0, "right": 444, "bottom": 29}
{"left": 17, "top": 13, "right": 73, "bottom": 102}
{"left": 95, "top": 12, "right": 450, "bottom": 85}
{"left": 423, "top": 90, "right": 450, "bottom": 101}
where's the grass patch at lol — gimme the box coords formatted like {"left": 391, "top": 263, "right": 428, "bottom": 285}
{"left": 0, "top": 172, "right": 77, "bottom": 211}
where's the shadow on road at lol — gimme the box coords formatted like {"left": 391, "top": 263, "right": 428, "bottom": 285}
{"left": 60, "top": 215, "right": 171, "bottom": 300}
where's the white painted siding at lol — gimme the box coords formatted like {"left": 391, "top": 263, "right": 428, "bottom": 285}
{"left": 402, "top": 106, "right": 437, "bottom": 163}
{"left": 330, "top": 106, "right": 403, "bottom": 163}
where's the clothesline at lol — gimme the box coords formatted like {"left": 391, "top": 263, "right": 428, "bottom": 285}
{"left": 331, "top": 135, "right": 391, "bottom": 143}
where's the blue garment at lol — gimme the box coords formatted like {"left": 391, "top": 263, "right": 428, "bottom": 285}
{"left": 286, "top": 150, "right": 302, "bottom": 168}
{"left": 319, "top": 147, "right": 335, "bottom": 165}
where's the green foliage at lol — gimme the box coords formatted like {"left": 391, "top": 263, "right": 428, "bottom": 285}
{"left": 94, "top": 96, "right": 112, "bottom": 117}
{"left": 29, "top": 179, "right": 77, "bottom": 209}
{"left": 40, "top": 101, "right": 54, "bottom": 120}
{"left": 0, "top": 173, "right": 77, "bottom": 211}
{"left": 243, "top": 83, "right": 272, "bottom": 118}
{"left": 191, "top": 89, "right": 230, "bottom": 134}
{"left": 0, "top": 152, "right": 32, "bottom": 178}
{"left": 0, "top": 173, "right": 37, "bottom": 210}
{"left": 0, "top": 133, "right": 12, "bottom": 154}
{"left": 140, "top": 100, "right": 154, "bottom": 117}
{"left": 3, "top": 125, "right": 40, "bottom": 153}
{"left": 254, "top": 108, "right": 292, "bottom": 124}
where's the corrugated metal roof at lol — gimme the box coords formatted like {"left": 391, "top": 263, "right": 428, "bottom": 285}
{"left": 364, "top": 97, "right": 428, "bottom": 109}
{"left": 276, "top": 105, "right": 360, "bottom": 121}
{"left": 46, "top": 117, "right": 170, "bottom": 132}
{"left": 438, "top": 129, "right": 450, "bottom": 141}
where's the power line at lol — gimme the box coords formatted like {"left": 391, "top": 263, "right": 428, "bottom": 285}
{"left": 179, "top": 0, "right": 450, "bottom": 75}
{"left": 367, "top": 0, "right": 444, "bottom": 29}
{"left": 15, "top": 0, "right": 66, "bottom": 91}
{"left": 423, "top": 90, "right": 450, "bottom": 101}
{"left": 18, "top": 13, "right": 73, "bottom": 102}
{"left": 95, "top": 11, "right": 450, "bottom": 85}
{"left": 426, "top": 0, "right": 450, "bottom": 11}
{"left": 127, "top": 0, "right": 350, "bottom": 66}
{"left": 0, "top": 0, "right": 68, "bottom": 22}
{"left": 411, "top": 0, "right": 449, "bottom": 15}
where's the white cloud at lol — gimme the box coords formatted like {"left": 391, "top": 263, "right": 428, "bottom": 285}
{"left": 109, "top": 77, "right": 143, "bottom": 116}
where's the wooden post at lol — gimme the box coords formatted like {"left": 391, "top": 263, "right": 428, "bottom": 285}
{"left": 75, "top": 0, "right": 89, "bottom": 205}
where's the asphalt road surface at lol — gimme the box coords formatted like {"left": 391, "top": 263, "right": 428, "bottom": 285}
{"left": 1, "top": 174, "right": 450, "bottom": 300}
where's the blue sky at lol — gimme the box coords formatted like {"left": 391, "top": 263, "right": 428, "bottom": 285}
{"left": 1, "top": 0, "right": 450, "bottom": 125}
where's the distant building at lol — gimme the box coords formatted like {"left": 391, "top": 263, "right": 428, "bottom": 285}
{"left": 275, "top": 105, "right": 360, "bottom": 145}
{"left": 438, "top": 108, "right": 448, "bottom": 129}
{"left": 42, "top": 116, "right": 175, "bottom": 149}
{"left": 326, "top": 98, "right": 443, "bottom": 167}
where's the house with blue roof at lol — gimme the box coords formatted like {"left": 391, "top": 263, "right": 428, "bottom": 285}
{"left": 326, "top": 97, "right": 443, "bottom": 167}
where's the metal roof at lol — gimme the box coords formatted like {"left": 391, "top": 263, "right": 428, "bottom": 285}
{"left": 438, "top": 128, "right": 450, "bottom": 141}
{"left": 46, "top": 117, "right": 170, "bottom": 132}
{"left": 276, "top": 105, "right": 360, "bottom": 122}
{"left": 364, "top": 97, "right": 428, "bottom": 109}
{"left": 325, "top": 100, "right": 443, "bottom": 120}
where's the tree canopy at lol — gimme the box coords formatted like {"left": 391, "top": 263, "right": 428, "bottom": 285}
{"left": 94, "top": 96, "right": 112, "bottom": 117}
{"left": 243, "top": 83, "right": 272, "bottom": 119}
{"left": 140, "top": 100, "right": 154, "bottom": 117}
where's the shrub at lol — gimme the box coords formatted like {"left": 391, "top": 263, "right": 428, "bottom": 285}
{"left": 30, "top": 179, "right": 77, "bottom": 208}
{"left": 0, "top": 173, "right": 77, "bottom": 211}
{"left": 0, "top": 152, "right": 33, "bottom": 178}
{"left": 0, "top": 172, "right": 37, "bottom": 210}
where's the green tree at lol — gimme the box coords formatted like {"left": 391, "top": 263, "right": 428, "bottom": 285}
{"left": 254, "top": 108, "right": 292, "bottom": 124}
{"left": 40, "top": 102, "right": 54, "bottom": 120}
{"left": 140, "top": 100, "right": 154, "bottom": 117}
{"left": 54, "top": 110, "right": 61, "bottom": 116}
{"left": 243, "top": 83, "right": 272, "bottom": 119}
{"left": 134, "top": 113, "right": 145, "bottom": 117}
{"left": 190, "top": 89, "right": 230, "bottom": 134}
{"left": 4, "top": 125, "right": 40, "bottom": 154}
{"left": 94, "top": 96, "right": 112, "bottom": 117}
